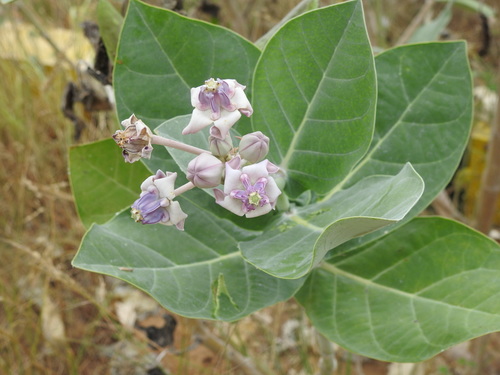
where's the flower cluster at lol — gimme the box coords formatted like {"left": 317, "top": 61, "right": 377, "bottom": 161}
{"left": 113, "top": 78, "right": 284, "bottom": 230}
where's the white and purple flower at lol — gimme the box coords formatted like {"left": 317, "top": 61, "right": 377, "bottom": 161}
{"left": 131, "top": 170, "right": 187, "bottom": 230}
{"left": 182, "top": 78, "right": 253, "bottom": 140}
{"left": 214, "top": 158, "right": 282, "bottom": 218}
{"left": 113, "top": 114, "right": 153, "bottom": 163}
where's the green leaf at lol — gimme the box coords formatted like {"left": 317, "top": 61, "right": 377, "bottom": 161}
{"left": 240, "top": 163, "right": 424, "bottom": 279}
{"left": 296, "top": 217, "right": 500, "bottom": 362}
{"left": 97, "top": 0, "right": 123, "bottom": 63}
{"left": 114, "top": 0, "right": 260, "bottom": 128}
{"left": 69, "top": 139, "right": 152, "bottom": 228}
{"left": 251, "top": 0, "right": 376, "bottom": 197}
{"left": 328, "top": 41, "right": 472, "bottom": 254}
{"left": 72, "top": 189, "right": 305, "bottom": 321}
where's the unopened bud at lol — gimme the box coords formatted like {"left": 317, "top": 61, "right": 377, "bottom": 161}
{"left": 186, "top": 153, "right": 224, "bottom": 188}
{"left": 209, "top": 134, "right": 233, "bottom": 157}
{"left": 238, "top": 131, "right": 269, "bottom": 163}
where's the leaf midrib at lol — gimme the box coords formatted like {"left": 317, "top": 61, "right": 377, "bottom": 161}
{"left": 321, "top": 261, "right": 499, "bottom": 317}
{"left": 133, "top": 1, "right": 191, "bottom": 91}
{"left": 322, "top": 44, "right": 461, "bottom": 201}
{"left": 279, "top": 2, "right": 358, "bottom": 170}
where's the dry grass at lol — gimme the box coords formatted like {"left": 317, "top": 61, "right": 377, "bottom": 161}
{"left": 0, "top": 1, "right": 118, "bottom": 374}
{"left": 0, "top": 0, "right": 499, "bottom": 374}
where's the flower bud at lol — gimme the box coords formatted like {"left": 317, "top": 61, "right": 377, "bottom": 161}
{"left": 209, "top": 134, "right": 233, "bottom": 157}
{"left": 186, "top": 153, "right": 224, "bottom": 188}
{"left": 238, "top": 131, "right": 269, "bottom": 163}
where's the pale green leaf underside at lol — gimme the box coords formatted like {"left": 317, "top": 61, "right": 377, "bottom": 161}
{"left": 240, "top": 163, "right": 424, "bottom": 279}
{"left": 72, "top": 188, "right": 304, "bottom": 321}
{"left": 296, "top": 217, "right": 500, "bottom": 362}
{"left": 251, "top": 0, "right": 376, "bottom": 197}
{"left": 114, "top": 0, "right": 260, "bottom": 129}
{"left": 328, "top": 41, "right": 472, "bottom": 255}
{"left": 69, "top": 139, "right": 152, "bottom": 228}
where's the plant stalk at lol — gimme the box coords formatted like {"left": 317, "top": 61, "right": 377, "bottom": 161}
{"left": 173, "top": 182, "right": 196, "bottom": 197}
{"left": 195, "top": 321, "right": 268, "bottom": 375}
{"left": 475, "top": 65, "right": 500, "bottom": 234}
{"left": 151, "top": 135, "right": 209, "bottom": 155}
{"left": 396, "top": 0, "right": 435, "bottom": 46}
{"left": 315, "top": 330, "right": 337, "bottom": 375}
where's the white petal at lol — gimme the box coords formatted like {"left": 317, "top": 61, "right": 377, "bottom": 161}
{"left": 140, "top": 175, "right": 156, "bottom": 192}
{"left": 226, "top": 155, "right": 243, "bottom": 170}
{"left": 264, "top": 176, "right": 282, "bottom": 204}
{"left": 133, "top": 118, "right": 152, "bottom": 137}
{"left": 182, "top": 108, "right": 213, "bottom": 135}
{"left": 154, "top": 172, "right": 177, "bottom": 199}
{"left": 221, "top": 79, "right": 238, "bottom": 97}
{"left": 231, "top": 87, "right": 253, "bottom": 117}
{"left": 213, "top": 188, "right": 226, "bottom": 203}
{"left": 121, "top": 114, "right": 136, "bottom": 128}
{"left": 211, "top": 110, "right": 241, "bottom": 139}
{"left": 216, "top": 195, "right": 245, "bottom": 216}
{"left": 245, "top": 205, "right": 272, "bottom": 218}
{"left": 241, "top": 160, "right": 269, "bottom": 184}
{"left": 264, "top": 160, "right": 280, "bottom": 174}
{"left": 165, "top": 201, "right": 188, "bottom": 230}
{"left": 190, "top": 87, "right": 204, "bottom": 108}
{"left": 223, "top": 162, "right": 243, "bottom": 195}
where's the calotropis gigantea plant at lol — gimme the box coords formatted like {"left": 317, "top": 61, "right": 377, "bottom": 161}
{"left": 69, "top": 0, "right": 500, "bottom": 363}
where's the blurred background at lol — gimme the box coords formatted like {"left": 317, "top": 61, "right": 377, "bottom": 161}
{"left": 0, "top": 0, "right": 499, "bottom": 374}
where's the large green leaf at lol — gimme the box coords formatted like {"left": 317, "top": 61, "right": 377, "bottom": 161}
{"left": 114, "top": 0, "right": 260, "bottom": 128}
{"left": 296, "top": 217, "right": 500, "bottom": 362}
{"left": 72, "top": 188, "right": 304, "bottom": 321}
{"left": 69, "top": 139, "right": 152, "bottom": 228}
{"left": 327, "top": 41, "right": 472, "bottom": 255}
{"left": 251, "top": 0, "right": 376, "bottom": 197}
{"left": 240, "top": 163, "right": 424, "bottom": 279}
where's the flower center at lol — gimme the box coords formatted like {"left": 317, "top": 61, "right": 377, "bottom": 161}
{"left": 248, "top": 191, "right": 262, "bottom": 206}
{"left": 204, "top": 78, "right": 220, "bottom": 92}
{"left": 131, "top": 207, "right": 143, "bottom": 222}
{"left": 230, "top": 174, "right": 270, "bottom": 213}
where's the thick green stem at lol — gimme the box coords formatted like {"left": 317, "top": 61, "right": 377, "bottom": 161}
{"left": 315, "top": 330, "right": 337, "bottom": 375}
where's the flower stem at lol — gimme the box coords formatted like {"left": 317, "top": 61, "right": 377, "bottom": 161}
{"left": 173, "top": 182, "right": 196, "bottom": 197}
{"left": 151, "top": 135, "right": 209, "bottom": 155}
{"left": 315, "top": 329, "right": 337, "bottom": 375}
